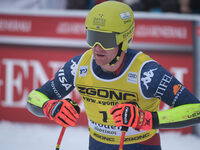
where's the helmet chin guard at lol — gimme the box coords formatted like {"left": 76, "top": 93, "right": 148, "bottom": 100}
{"left": 108, "top": 44, "right": 122, "bottom": 66}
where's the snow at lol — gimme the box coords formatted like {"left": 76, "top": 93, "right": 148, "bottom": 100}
{"left": 0, "top": 121, "right": 199, "bottom": 150}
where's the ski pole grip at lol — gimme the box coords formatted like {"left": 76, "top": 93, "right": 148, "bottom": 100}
{"left": 121, "top": 126, "right": 128, "bottom": 132}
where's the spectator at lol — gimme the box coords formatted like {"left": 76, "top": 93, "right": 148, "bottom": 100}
{"left": 66, "top": 0, "right": 89, "bottom": 9}
{"left": 190, "top": 0, "right": 200, "bottom": 14}
{"left": 159, "top": 0, "right": 180, "bottom": 13}
{"left": 123, "top": 0, "right": 146, "bottom": 11}
{"left": 141, "top": 0, "right": 160, "bottom": 12}
{"left": 179, "top": 0, "right": 191, "bottom": 13}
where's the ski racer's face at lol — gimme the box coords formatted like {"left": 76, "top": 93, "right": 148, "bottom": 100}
{"left": 92, "top": 44, "right": 119, "bottom": 66}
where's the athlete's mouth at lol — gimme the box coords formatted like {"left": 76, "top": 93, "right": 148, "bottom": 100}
{"left": 95, "top": 53, "right": 105, "bottom": 57}
{"left": 97, "top": 54, "right": 105, "bottom": 57}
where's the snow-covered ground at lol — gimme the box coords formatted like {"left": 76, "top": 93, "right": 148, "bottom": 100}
{"left": 0, "top": 121, "right": 199, "bottom": 150}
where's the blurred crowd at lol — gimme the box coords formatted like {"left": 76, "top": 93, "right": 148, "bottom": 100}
{"left": 67, "top": 0, "right": 200, "bottom": 14}
{"left": 0, "top": 0, "right": 199, "bottom": 14}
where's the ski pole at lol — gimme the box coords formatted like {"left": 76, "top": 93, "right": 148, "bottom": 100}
{"left": 119, "top": 126, "right": 128, "bottom": 150}
{"left": 56, "top": 127, "right": 66, "bottom": 150}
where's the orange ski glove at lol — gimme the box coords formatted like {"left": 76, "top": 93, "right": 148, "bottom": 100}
{"left": 43, "top": 98, "right": 80, "bottom": 127}
{"left": 110, "top": 103, "right": 157, "bottom": 131}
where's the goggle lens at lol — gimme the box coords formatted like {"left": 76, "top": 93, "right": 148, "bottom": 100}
{"left": 86, "top": 29, "right": 117, "bottom": 50}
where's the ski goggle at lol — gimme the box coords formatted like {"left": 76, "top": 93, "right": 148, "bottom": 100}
{"left": 86, "top": 29, "right": 118, "bottom": 50}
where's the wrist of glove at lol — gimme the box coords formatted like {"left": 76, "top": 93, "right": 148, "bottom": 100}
{"left": 110, "top": 103, "right": 159, "bottom": 131}
{"left": 42, "top": 98, "right": 80, "bottom": 127}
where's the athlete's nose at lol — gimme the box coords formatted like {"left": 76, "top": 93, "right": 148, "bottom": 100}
{"left": 94, "top": 44, "right": 105, "bottom": 52}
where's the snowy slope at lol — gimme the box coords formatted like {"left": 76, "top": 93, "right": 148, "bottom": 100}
{"left": 0, "top": 121, "right": 199, "bottom": 150}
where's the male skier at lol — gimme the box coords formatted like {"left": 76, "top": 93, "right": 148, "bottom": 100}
{"left": 27, "top": 1, "right": 200, "bottom": 150}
